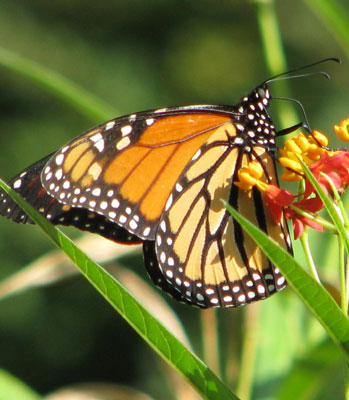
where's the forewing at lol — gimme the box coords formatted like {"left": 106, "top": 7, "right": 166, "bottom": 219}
{"left": 41, "top": 108, "right": 232, "bottom": 240}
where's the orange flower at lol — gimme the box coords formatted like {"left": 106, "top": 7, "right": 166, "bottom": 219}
{"left": 334, "top": 118, "right": 349, "bottom": 141}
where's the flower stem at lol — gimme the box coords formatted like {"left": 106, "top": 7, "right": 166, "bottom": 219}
{"left": 255, "top": 0, "right": 298, "bottom": 128}
{"left": 321, "top": 172, "right": 349, "bottom": 229}
{"left": 338, "top": 237, "right": 347, "bottom": 315}
{"left": 346, "top": 258, "right": 349, "bottom": 315}
{"left": 236, "top": 303, "right": 260, "bottom": 400}
{"left": 300, "top": 230, "right": 321, "bottom": 282}
{"left": 346, "top": 362, "right": 349, "bottom": 400}
{"left": 290, "top": 204, "right": 337, "bottom": 233}
{"left": 201, "top": 309, "right": 221, "bottom": 377}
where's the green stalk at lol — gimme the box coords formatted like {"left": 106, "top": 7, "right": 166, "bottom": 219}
{"left": 0, "top": 46, "right": 116, "bottom": 123}
{"left": 346, "top": 257, "right": 349, "bottom": 315}
{"left": 290, "top": 204, "right": 337, "bottom": 233}
{"left": 255, "top": 0, "right": 299, "bottom": 128}
{"left": 346, "top": 361, "right": 349, "bottom": 400}
{"left": 321, "top": 172, "right": 349, "bottom": 229}
{"left": 235, "top": 303, "right": 260, "bottom": 400}
{"left": 300, "top": 230, "right": 321, "bottom": 282}
{"left": 338, "top": 238, "right": 347, "bottom": 315}
{"left": 201, "top": 309, "right": 221, "bottom": 378}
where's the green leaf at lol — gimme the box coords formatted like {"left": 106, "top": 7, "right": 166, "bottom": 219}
{"left": 224, "top": 201, "right": 349, "bottom": 356}
{"left": 0, "top": 177, "right": 238, "bottom": 400}
{"left": 0, "top": 369, "right": 41, "bottom": 400}
{"left": 0, "top": 46, "right": 116, "bottom": 123}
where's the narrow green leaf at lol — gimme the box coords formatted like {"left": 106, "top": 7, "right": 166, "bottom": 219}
{"left": 0, "top": 369, "right": 41, "bottom": 400}
{"left": 0, "top": 177, "right": 238, "bottom": 400}
{"left": 0, "top": 46, "right": 116, "bottom": 123}
{"left": 224, "top": 201, "right": 349, "bottom": 356}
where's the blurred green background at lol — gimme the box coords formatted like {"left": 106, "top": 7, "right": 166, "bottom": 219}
{"left": 0, "top": 1, "right": 348, "bottom": 399}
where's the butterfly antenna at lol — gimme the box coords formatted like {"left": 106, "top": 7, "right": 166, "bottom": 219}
{"left": 264, "top": 57, "right": 341, "bottom": 84}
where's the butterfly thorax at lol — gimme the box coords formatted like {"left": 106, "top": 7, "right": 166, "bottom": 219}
{"left": 229, "top": 85, "right": 276, "bottom": 152}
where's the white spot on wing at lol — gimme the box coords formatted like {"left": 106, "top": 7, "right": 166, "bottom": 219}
{"left": 55, "top": 154, "right": 64, "bottom": 166}
{"left": 94, "top": 139, "right": 105, "bottom": 152}
{"left": 146, "top": 118, "right": 154, "bottom": 126}
{"left": 92, "top": 188, "right": 101, "bottom": 196}
{"left": 100, "top": 201, "right": 108, "bottom": 210}
{"left": 105, "top": 121, "right": 115, "bottom": 130}
{"left": 121, "top": 125, "right": 132, "bottom": 136}
{"left": 111, "top": 199, "right": 120, "bottom": 208}
{"left": 90, "top": 133, "right": 103, "bottom": 142}
{"left": 55, "top": 169, "right": 63, "bottom": 180}
{"left": 13, "top": 179, "right": 22, "bottom": 189}
{"left": 116, "top": 136, "right": 131, "bottom": 150}
{"left": 143, "top": 227, "right": 151, "bottom": 236}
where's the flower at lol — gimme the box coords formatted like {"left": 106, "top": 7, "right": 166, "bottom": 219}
{"left": 264, "top": 185, "right": 294, "bottom": 223}
{"left": 234, "top": 160, "right": 265, "bottom": 191}
{"left": 284, "top": 197, "right": 324, "bottom": 239}
{"left": 334, "top": 118, "right": 349, "bottom": 141}
{"left": 279, "top": 130, "right": 329, "bottom": 181}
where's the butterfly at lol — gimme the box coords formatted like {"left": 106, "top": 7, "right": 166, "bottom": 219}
{"left": 4, "top": 58, "right": 336, "bottom": 308}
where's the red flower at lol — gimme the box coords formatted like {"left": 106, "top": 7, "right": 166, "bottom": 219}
{"left": 284, "top": 209, "right": 324, "bottom": 239}
{"left": 264, "top": 185, "right": 293, "bottom": 223}
{"left": 263, "top": 185, "right": 324, "bottom": 239}
{"left": 309, "top": 151, "right": 349, "bottom": 195}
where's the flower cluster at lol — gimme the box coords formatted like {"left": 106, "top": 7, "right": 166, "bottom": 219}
{"left": 235, "top": 118, "right": 349, "bottom": 239}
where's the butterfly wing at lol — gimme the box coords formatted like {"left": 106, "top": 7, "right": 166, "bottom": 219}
{"left": 41, "top": 106, "right": 234, "bottom": 240}
{"left": 146, "top": 127, "right": 291, "bottom": 308}
{"left": 0, "top": 155, "right": 141, "bottom": 244}
{"left": 0, "top": 93, "right": 291, "bottom": 308}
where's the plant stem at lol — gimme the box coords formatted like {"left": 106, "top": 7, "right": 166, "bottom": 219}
{"left": 346, "top": 258, "right": 349, "bottom": 315}
{"left": 290, "top": 204, "right": 337, "bottom": 233}
{"left": 300, "top": 230, "right": 321, "bottom": 282}
{"left": 0, "top": 46, "right": 116, "bottom": 123}
{"left": 338, "top": 237, "right": 347, "bottom": 315}
{"left": 236, "top": 303, "right": 260, "bottom": 400}
{"left": 201, "top": 309, "right": 221, "bottom": 377}
{"left": 345, "top": 360, "right": 349, "bottom": 400}
{"left": 321, "top": 172, "right": 349, "bottom": 229}
{"left": 255, "top": 0, "right": 298, "bottom": 128}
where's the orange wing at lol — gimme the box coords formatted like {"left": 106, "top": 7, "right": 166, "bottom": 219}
{"left": 42, "top": 109, "right": 233, "bottom": 240}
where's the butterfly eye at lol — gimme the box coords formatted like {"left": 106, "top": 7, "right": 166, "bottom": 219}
{"left": 258, "top": 87, "right": 266, "bottom": 98}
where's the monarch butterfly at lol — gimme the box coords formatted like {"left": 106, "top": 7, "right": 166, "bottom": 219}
{"left": 0, "top": 59, "right": 337, "bottom": 308}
